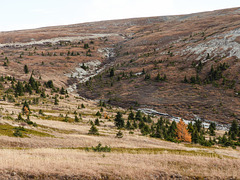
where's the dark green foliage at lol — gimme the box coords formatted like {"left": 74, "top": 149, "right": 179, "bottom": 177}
{"left": 144, "top": 74, "right": 151, "bottom": 80}
{"left": 133, "top": 120, "right": 138, "bottom": 129}
{"left": 17, "top": 113, "right": 24, "bottom": 121}
{"left": 126, "top": 120, "right": 131, "bottom": 130}
{"left": 135, "top": 111, "right": 142, "bottom": 121}
{"left": 114, "top": 112, "right": 124, "bottom": 128}
{"left": 128, "top": 111, "right": 135, "bottom": 120}
{"left": 94, "top": 118, "right": 100, "bottom": 126}
{"left": 140, "top": 124, "right": 150, "bottom": 136}
{"left": 13, "top": 127, "right": 24, "bottom": 137}
{"left": 60, "top": 87, "right": 65, "bottom": 95}
{"left": 110, "top": 68, "right": 114, "bottom": 77}
{"left": 183, "top": 75, "right": 188, "bottom": 83}
{"left": 155, "top": 73, "right": 167, "bottom": 81}
{"left": 81, "top": 63, "right": 89, "bottom": 70}
{"left": 116, "top": 130, "right": 123, "bottom": 138}
{"left": 88, "top": 124, "right": 99, "bottom": 135}
{"left": 92, "top": 143, "right": 111, "bottom": 152}
{"left": 208, "top": 122, "right": 216, "bottom": 136}
{"left": 229, "top": 120, "right": 239, "bottom": 140}
{"left": 40, "top": 90, "right": 46, "bottom": 98}
{"left": 205, "top": 63, "right": 229, "bottom": 83}
{"left": 15, "top": 81, "right": 24, "bottom": 96}
{"left": 196, "top": 61, "right": 203, "bottom": 73}
{"left": 83, "top": 43, "right": 89, "bottom": 49}
{"left": 74, "top": 115, "right": 79, "bottom": 122}
{"left": 46, "top": 80, "right": 54, "bottom": 88}
{"left": 54, "top": 96, "right": 59, "bottom": 105}
{"left": 24, "top": 65, "right": 29, "bottom": 74}
{"left": 81, "top": 103, "right": 85, "bottom": 108}
{"left": 96, "top": 111, "right": 101, "bottom": 117}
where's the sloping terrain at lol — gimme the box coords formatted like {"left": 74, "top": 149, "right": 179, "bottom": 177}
{"left": 0, "top": 8, "right": 240, "bottom": 124}
{"left": 0, "top": 8, "right": 240, "bottom": 179}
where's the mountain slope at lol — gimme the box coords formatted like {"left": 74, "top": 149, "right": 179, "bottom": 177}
{"left": 0, "top": 7, "right": 240, "bottom": 124}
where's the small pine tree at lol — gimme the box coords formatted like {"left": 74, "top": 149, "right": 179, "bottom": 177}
{"left": 110, "top": 68, "right": 114, "bottom": 77}
{"left": 229, "top": 120, "right": 239, "bottom": 140}
{"left": 60, "top": 87, "right": 65, "bottom": 95}
{"left": 74, "top": 115, "right": 79, "bottom": 122}
{"left": 96, "top": 111, "right": 101, "bottom": 117}
{"left": 126, "top": 120, "right": 131, "bottom": 130}
{"left": 114, "top": 112, "right": 125, "bottom": 129}
{"left": 95, "top": 118, "right": 100, "bottom": 126}
{"left": 17, "top": 113, "right": 24, "bottom": 120}
{"left": 54, "top": 96, "right": 59, "bottom": 105}
{"left": 128, "top": 111, "right": 135, "bottom": 120}
{"left": 209, "top": 122, "right": 216, "bottom": 136}
{"left": 88, "top": 124, "right": 99, "bottom": 135}
{"left": 24, "top": 65, "right": 29, "bottom": 74}
{"left": 116, "top": 130, "right": 123, "bottom": 138}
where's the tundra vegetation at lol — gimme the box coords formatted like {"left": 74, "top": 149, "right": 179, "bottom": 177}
{"left": 0, "top": 7, "right": 240, "bottom": 179}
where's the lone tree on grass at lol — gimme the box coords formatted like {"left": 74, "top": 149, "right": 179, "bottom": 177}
{"left": 88, "top": 124, "right": 99, "bottom": 135}
{"left": 24, "top": 65, "right": 29, "bottom": 74}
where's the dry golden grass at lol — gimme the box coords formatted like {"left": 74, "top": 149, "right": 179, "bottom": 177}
{"left": 0, "top": 85, "right": 240, "bottom": 179}
{"left": 0, "top": 148, "right": 239, "bottom": 179}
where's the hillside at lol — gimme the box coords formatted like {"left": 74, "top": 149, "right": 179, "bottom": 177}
{"left": 0, "top": 8, "right": 240, "bottom": 125}
{"left": 0, "top": 7, "right": 240, "bottom": 179}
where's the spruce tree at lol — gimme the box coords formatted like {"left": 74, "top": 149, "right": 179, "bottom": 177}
{"left": 229, "top": 120, "right": 239, "bottom": 140}
{"left": 128, "top": 111, "right": 135, "bottom": 120}
{"left": 114, "top": 112, "right": 124, "bottom": 128}
{"left": 24, "top": 65, "right": 29, "bottom": 74}
{"left": 94, "top": 118, "right": 100, "bottom": 126}
{"left": 88, "top": 124, "right": 99, "bottom": 135}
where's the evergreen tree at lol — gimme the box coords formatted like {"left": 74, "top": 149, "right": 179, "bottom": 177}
{"left": 114, "top": 112, "right": 125, "bottom": 128}
{"left": 94, "top": 118, "right": 100, "bottom": 126}
{"left": 128, "top": 111, "right": 135, "bottom": 120}
{"left": 24, "top": 65, "right": 29, "bottom": 74}
{"left": 74, "top": 115, "right": 79, "bottom": 122}
{"left": 15, "top": 81, "right": 24, "bottom": 96}
{"left": 54, "top": 96, "right": 59, "bottom": 105}
{"left": 135, "top": 110, "right": 142, "bottom": 121}
{"left": 116, "top": 130, "right": 123, "bottom": 138}
{"left": 110, "top": 68, "right": 114, "bottom": 77}
{"left": 126, "top": 120, "right": 131, "bottom": 130}
{"left": 133, "top": 120, "right": 137, "bottom": 129}
{"left": 209, "top": 122, "right": 216, "bottom": 136}
{"left": 96, "top": 111, "right": 101, "bottom": 117}
{"left": 168, "top": 121, "right": 177, "bottom": 139}
{"left": 229, "top": 120, "right": 239, "bottom": 140}
{"left": 88, "top": 124, "right": 99, "bottom": 135}
{"left": 141, "top": 124, "right": 150, "bottom": 136}
{"left": 60, "top": 87, "right": 65, "bottom": 95}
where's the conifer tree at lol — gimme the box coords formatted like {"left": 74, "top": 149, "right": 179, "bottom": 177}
{"left": 229, "top": 120, "right": 239, "bottom": 140}
{"left": 94, "top": 118, "right": 100, "bottom": 126}
{"left": 88, "top": 124, "right": 99, "bottom": 135}
{"left": 24, "top": 65, "right": 29, "bottom": 74}
{"left": 128, "top": 111, "right": 135, "bottom": 120}
{"left": 114, "top": 112, "right": 124, "bottom": 128}
{"left": 176, "top": 119, "right": 191, "bottom": 142}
